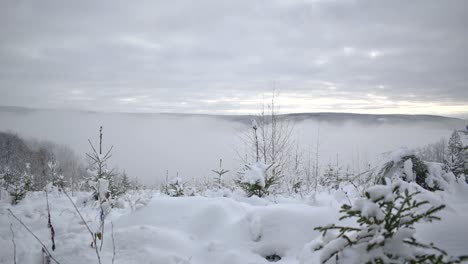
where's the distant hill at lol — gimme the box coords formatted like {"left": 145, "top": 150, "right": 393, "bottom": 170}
{"left": 0, "top": 105, "right": 466, "bottom": 128}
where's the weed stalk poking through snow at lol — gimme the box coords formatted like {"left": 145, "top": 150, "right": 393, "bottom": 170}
{"left": 9, "top": 221, "right": 17, "bottom": 264}
{"left": 7, "top": 209, "right": 61, "bottom": 264}
{"left": 63, "top": 190, "right": 101, "bottom": 264}
{"left": 45, "top": 187, "right": 56, "bottom": 251}
{"left": 111, "top": 221, "right": 116, "bottom": 264}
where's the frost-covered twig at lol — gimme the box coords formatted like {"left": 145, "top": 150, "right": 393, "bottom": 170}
{"left": 63, "top": 191, "right": 101, "bottom": 264}
{"left": 9, "top": 222, "right": 17, "bottom": 264}
{"left": 111, "top": 221, "right": 116, "bottom": 264}
{"left": 7, "top": 209, "right": 61, "bottom": 264}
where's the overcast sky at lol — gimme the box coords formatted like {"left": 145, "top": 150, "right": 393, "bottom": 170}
{"left": 1, "top": 0, "right": 467, "bottom": 117}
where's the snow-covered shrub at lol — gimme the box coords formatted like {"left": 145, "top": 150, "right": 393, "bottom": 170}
{"left": 1, "top": 167, "right": 32, "bottom": 205}
{"left": 235, "top": 162, "right": 276, "bottom": 197}
{"left": 118, "top": 190, "right": 153, "bottom": 211}
{"left": 48, "top": 161, "right": 66, "bottom": 190}
{"left": 110, "top": 170, "right": 131, "bottom": 197}
{"left": 311, "top": 181, "right": 467, "bottom": 264}
{"left": 85, "top": 126, "right": 117, "bottom": 200}
{"left": 445, "top": 130, "right": 465, "bottom": 178}
{"left": 357, "top": 149, "right": 456, "bottom": 191}
{"left": 211, "top": 158, "right": 229, "bottom": 189}
{"left": 166, "top": 177, "right": 186, "bottom": 197}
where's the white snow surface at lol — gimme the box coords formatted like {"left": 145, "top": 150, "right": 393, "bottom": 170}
{"left": 1, "top": 183, "right": 468, "bottom": 264}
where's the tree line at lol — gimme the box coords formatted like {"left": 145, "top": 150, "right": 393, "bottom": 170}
{"left": 0, "top": 130, "right": 138, "bottom": 205}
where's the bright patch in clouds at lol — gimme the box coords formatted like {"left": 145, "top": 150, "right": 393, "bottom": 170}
{"left": 368, "top": 50, "right": 381, "bottom": 59}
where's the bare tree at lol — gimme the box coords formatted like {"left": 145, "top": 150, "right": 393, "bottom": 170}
{"left": 238, "top": 93, "right": 295, "bottom": 194}
{"left": 416, "top": 138, "right": 447, "bottom": 163}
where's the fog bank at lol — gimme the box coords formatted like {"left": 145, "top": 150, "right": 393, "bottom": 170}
{"left": 0, "top": 108, "right": 465, "bottom": 185}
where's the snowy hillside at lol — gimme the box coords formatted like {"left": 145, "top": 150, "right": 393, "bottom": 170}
{"left": 1, "top": 179, "right": 468, "bottom": 264}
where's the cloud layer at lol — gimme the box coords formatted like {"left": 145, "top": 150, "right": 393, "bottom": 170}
{"left": 1, "top": 0, "right": 467, "bottom": 116}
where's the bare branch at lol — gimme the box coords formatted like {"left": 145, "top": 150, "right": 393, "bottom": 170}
{"left": 87, "top": 139, "right": 98, "bottom": 156}
{"left": 7, "top": 209, "right": 61, "bottom": 264}
{"left": 63, "top": 191, "right": 101, "bottom": 264}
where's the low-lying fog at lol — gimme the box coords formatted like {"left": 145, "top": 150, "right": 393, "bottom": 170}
{"left": 0, "top": 108, "right": 465, "bottom": 186}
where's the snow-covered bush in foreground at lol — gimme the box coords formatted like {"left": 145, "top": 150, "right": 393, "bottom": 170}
{"left": 357, "top": 149, "right": 457, "bottom": 192}
{"left": 311, "top": 181, "right": 468, "bottom": 264}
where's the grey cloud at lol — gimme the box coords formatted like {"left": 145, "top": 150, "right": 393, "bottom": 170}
{"left": 0, "top": 0, "right": 467, "bottom": 115}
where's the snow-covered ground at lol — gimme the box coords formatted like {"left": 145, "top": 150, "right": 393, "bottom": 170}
{"left": 1, "top": 183, "right": 467, "bottom": 264}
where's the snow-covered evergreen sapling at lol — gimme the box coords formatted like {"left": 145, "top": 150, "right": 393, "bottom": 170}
{"left": 212, "top": 159, "right": 229, "bottom": 188}
{"left": 2, "top": 166, "right": 31, "bottom": 205}
{"left": 236, "top": 162, "right": 276, "bottom": 197}
{"left": 86, "top": 126, "right": 116, "bottom": 200}
{"left": 311, "top": 181, "right": 467, "bottom": 264}
{"left": 445, "top": 130, "right": 465, "bottom": 179}
{"left": 48, "top": 161, "right": 66, "bottom": 191}
{"left": 109, "top": 170, "right": 131, "bottom": 197}
{"left": 167, "top": 175, "right": 186, "bottom": 197}
{"left": 116, "top": 171, "right": 131, "bottom": 197}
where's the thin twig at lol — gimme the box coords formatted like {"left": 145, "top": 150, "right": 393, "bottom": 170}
{"left": 87, "top": 139, "right": 98, "bottom": 157}
{"left": 7, "top": 209, "right": 61, "bottom": 264}
{"left": 111, "top": 221, "right": 116, "bottom": 264}
{"left": 63, "top": 191, "right": 101, "bottom": 264}
{"left": 9, "top": 222, "right": 17, "bottom": 264}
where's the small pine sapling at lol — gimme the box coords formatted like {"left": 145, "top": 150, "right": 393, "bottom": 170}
{"left": 49, "top": 161, "right": 66, "bottom": 191}
{"left": 236, "top": 162, "right": 276, "bottom": 197}
{"left": 445, "top": 130, "right": 465, "bottom": 178}
{"left": 212, "top": 159, "right": 229, "bottom": 188}
{"left": 86, "top": 126, "right": 115, "bottom": 200}
{"left": 2, "top": 168, "right": 29, "bottom": 205}
{"left": 167, "top": 174, "right": 186, "bottom": 197}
